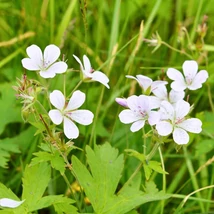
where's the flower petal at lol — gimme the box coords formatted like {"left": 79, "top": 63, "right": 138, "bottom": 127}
{"left": 51, "top": 62, "right": 68, "bottom": 74}
{"left": 148, "top": 111, "right": 160, "bottom": 125}
{"left": 49, "top": 110, "right": 63, "bottom": 125}
{"left": 170, "top": 80, "right": 187, "bottom": 92}
{"left": 63, "top": 117, "right": 79, "bottom": 139}
{"left": 156, "top": 121, "right": 173, "bottom": 136}
{"left": 91, "top": 71, "right": 110, "bottom": 89}
{"left": 65, "top": 90, "right": 85, "bottom": 111}
{"left": 173, "top": 127, "right": 189, "bottom": 145}
{"left": 152, "top": 85, "right": 167, "bottom": 99}
{"left": 159, "top": 101, "right": 174, "bottom": 120}
{"left": 188, "top": 70, "right": 208, "bottom": 90}
{"left": 83, "top": 55, "right": 92, "bottom": 73}
{"left": 182, "top": 60, "right": 198, "bottom": 80}
{"left": 0, "top": 198, "right": 25, "bottom": 208}
{"left": 26, "top": 44, "right": 43, "bottom": 64}
{"left": 178, "top": 118, "right": 202, "bottom": 133}
{"left": 44, "top": 44, "right": 60, "bottom": 66}
{"left": 119, "top": 109, "right": 140, "bottom": 124}
{"left": 68, "top": 110, "right": 94, "bottom": 125}
{"left": 49, "top": 90, "right": 65, "bottom": 110}
{"left": 130, "top": 120, "right": 145, "bottom": 132}
{"left": 39, "top": 70, "right": 56, "bottom": 78}
{"left": 115, "top": 98, "right": 128, "bottom": 108}
{"left": 169, "top": 89, "right": 185, "bottom": 104}
{"left": 21, "top": 58, "right": 40, "bottom": 70}
{"left": 136, "top": 75, "right": 152, "bottom": 91}
{"left": 73, "top": 54, "right": 84, "bottom": 71}
{"left": 175, "top": 100, "right": 190, "bottom": 119}
{"left": 151, "top": 80, "right": 168, "bottom": 92}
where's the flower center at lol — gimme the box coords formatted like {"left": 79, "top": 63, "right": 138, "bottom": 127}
{"left": 40, "top": 59, "right": 51, "bottom": 71}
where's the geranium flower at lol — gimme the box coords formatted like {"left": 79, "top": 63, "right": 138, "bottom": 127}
{"left": 48, "top": 90, "right": 94, "bottom": 139}
{"left": 156, "top": 100, "right": 202, "bottom": 145}
{"left": 126, "top": 74, "right": 167, "bottom": 95}
{"left": 167, "top": 60, "right": 208, "bottom": 91}
{"left": 73, "top": 55, "right": 110, "bottom": 89}
{"left": 21, "top": 44, "right": 68, "bottom": 78}
{"left": 0, "top": 198, "right": 25, "bottom": 208}
{"left": 118, "top": 95, "right": 160, "bottom": 132}
{"left": 150, "top": 85, "right": 185, "bottom": 108}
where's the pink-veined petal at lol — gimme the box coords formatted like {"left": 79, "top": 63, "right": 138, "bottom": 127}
{"left": 173, "top": 127, "right": 189, "bottom": 145}
{"left": 68, "top": 110, "right": 94, "bottom": 125}
{"left": 26, "top": 44, "right": 42, "bottom": 65}
{"left": 44, "top": 44, "right": 60, "bottom": 66}
{"left": 175, "top": 100, "right": 190, "bottom": 119}
{"left": 119, "top": 109, "right": 141, "bottom": 124}
{"left": 188, "top": 70, "right": 208, "bottom": 90}
{"left": 148, "top": 111, "right": 160, "bottom": 125}
{"left": 126, "top": 95, "right": 138, "bottom": 111}
{"left": 151, "top": 80, "right": 168, "bottom": 92}
{"left": 156, "top": 121, "right": 173, "bottom": 136}
{"left": 178, "top": 118, "right": 202, "bottom": 133}
{"left": 0, "top": 198, "right": 25, "bottom": 208}
{"left": 63, "top": 117, "right": 79, "bottom": 139}
{"left": 49, "top": 90, "right": 65, "bottom": 110}
{"left": 183, "top": 60, "right": 198, "bottom": 80}
{"left": 152, "top": 85, "right": 167, "bottom": 99}
{"left": 83, "top": 55, "right": 92, "bottom": 73}
{"left": 39, "top": 70, "right": 56, "bottom": 78}
{"left": 49, "top": 109, "right": 63, "bottom": 125}
{"left": 130, "top": 120, "right": 145, "bottom": 132}
{"left": 47, "top": 61, "right": 68, "bottom": 74}
{"left": 138, "top": 95, "right": 150, "bottom": 112}
{"left": 65, "top": 90, "right": 85, "bottom": 111}
{"left": 91, "top": 71, "right": 110, "bottom": 89}
{"left": 159, "top": 101, "right": 174, "bottom": 120}
{"left": 169, "top": 89, "right": 185, "bottom": 104}
{"left": 136, "top": 75, "right": 152, "bottom": 91}
{"left": 21, "top": 58, "right": 40, "bottom": 70}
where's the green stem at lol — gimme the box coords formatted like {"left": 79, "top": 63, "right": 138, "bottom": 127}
{"left": 68, "top": 80, "right": 83, "bottom": 98}
{"left": 146, "top": 142, "right": 160, "bottom": 162}
{"left": 158, "top": 146, "right": 166, "bottom": 214}
{"left": 161, "top": 41, "right": 193, "bottom": 59}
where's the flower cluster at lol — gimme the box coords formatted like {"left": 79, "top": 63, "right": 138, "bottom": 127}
{"left": 20, "top": 44, "right": 110, "bottom": 139}
{"left": 116, "top": 60, "right": 208, "bottom": 145}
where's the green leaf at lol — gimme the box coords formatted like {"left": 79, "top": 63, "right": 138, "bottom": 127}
{"left": 29, "top": 195, "right": 77, "bottom": 213}
{"left": 148, "top": 161, "right": 168, "bottom": 175}
{"left": 22, "top": 162, "right": 51, "bottom": 209}
{"left": 72, "top": 143, "right": 171, "bottom": 214}
{"left": 31, "top": 151, "right": 65, "bottom": 174}
{"left": 125, "top": 149, "right": 146, "bottom": 162}
{"left": 0, "top": 82, "right": 22, "bottom": 135}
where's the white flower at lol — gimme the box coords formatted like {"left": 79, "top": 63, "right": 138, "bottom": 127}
{"left": 0, "top": 198, "right": 25, "bottom": 208}
{"left": 115, "top": 98, "right": 128, "bottom": 108}
{"left": 167, "top": 60, "right": 208, "bottom": 91}
{"left": 73, "top": 55, "right": 110, "bottom": 89}
{"left": 150, "top": 85, "right": 185, "bottom": 108}
{"left": 156, "top": 100, "right": 202, "bottom": 145}
{"left": 48, "top": 90, "right": 94, "bottom": 139}
{"left": 126, "top": 74, "right": 167, "bottom": 95}
{"left": 118, "top": 95, "right": 160, "bottom": 132}
{"left": 22, "top": 44, "right": 68, "bottom": 78}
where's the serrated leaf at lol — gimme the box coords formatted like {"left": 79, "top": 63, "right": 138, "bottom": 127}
{"left": 50, "top": 153, "right": 65, "bottom": 175}
{"left": 143, "top": 164, "right": 152, "bottom": 180}
{"left": 30, "top": 151, "right": 53, "bottom": 165}
{"left": 72, "top": 143, "right": 171, "bottom": 214}
{"left": 29, "top": 195, "right": 77, "bottom": 213}
{"left": 22, "top": 162, "right": 51, "bottom": 209}
{"left": 125, "top": 149, "right": 146, "bottom": 162}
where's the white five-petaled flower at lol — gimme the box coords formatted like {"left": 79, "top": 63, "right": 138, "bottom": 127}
{"left": 118, "top": 95, "right": 160, "bottom": 132}
{"left": 167, "top": 60, "right": 208, "bottom": 91}
{"left": 0, "top": 198, "right": 25, "bottom": 208}
{"left": 22, "top": 44, "right": 68, "bottom": 78}
{"left": 48, "top": 90, "right": 94, "bottom": 139}
{"left": 150, "top": 85, "right": 185, "bottom": 108}
{"left": 126, "top": 74, "right": 167, "bottom": 95}
{"left": 73, "top": 54, "right": 110, "bottom": 89}
{"left": 156, "top": 100, "right": 202, "bottom": 145}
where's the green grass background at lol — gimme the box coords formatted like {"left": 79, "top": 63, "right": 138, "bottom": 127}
{"left": 0, "top": 0, "right": 214, "bottom": 213}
